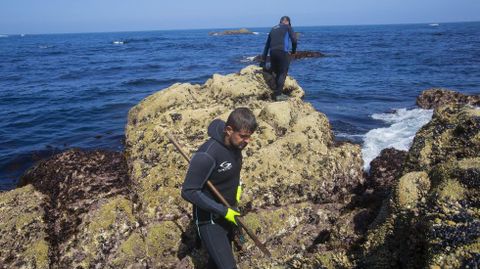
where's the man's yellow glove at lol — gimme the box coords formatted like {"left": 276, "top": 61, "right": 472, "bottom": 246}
{"left": 235, "top": 182, "right": 243, "bottom": 203}
{"left": 225, "top": 208, "right": 240, "bottom": 226}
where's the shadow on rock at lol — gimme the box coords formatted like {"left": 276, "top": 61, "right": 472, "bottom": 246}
{"left": 176, "top": 220, "right": 209, "bottom": 269}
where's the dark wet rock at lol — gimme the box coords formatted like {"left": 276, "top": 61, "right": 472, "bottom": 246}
{"left": 252, "top": 50, "right": 326, "bottom": 62}
{"left": 209, "top": 28, "right": 254, "bottom": 36}
{"left": 17, "top": 149, "right": 142, "bottom": 268}
{"left": 416, "top": 88, "right": 480, "bottom": 109}
{"left": 360, "top": 171, "right": 431, "bottom": 268}
{"left": 367, "top": 147, "right": 407, "bottom": 195}
{"left": 424, "top": 158, "right": 480, "bottom": 267}
{"left": 348, "top": 148, "right": 407, "bottom": 232}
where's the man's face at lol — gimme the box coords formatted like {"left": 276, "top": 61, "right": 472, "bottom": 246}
{"left": 225, "top": 127, "right": 253, "bottom": 150}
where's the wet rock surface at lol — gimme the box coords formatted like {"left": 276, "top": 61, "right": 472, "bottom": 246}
{"left": 416, "top": 88, "right": 480, "bottom": 109}
{"left": 16, "top": 149, "right": 139, "bottom": 268}
{"left": 367, "top": 148, "right": 407, "bottom": 196}
{"left": 348, "top": 148, "right": 408, "bottom": 232}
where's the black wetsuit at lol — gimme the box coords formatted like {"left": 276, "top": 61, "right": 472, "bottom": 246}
{"left": 182, "top": 119, "right": 241, "bottom": 269}
{"left": 262, "top": 23, "right": 297, "bottom": 97}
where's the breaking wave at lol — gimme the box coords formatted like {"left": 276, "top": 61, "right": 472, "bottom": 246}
{"left": 361, "top": 108, "right": 433, "bottom": 171}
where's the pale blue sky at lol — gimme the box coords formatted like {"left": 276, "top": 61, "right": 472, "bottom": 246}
{"left": 1, "top": 0, "right": 479, "bottom": 34}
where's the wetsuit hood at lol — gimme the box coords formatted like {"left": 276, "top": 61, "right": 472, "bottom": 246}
{"left": 207, "top": 119, "right": 226, "bottom": 144}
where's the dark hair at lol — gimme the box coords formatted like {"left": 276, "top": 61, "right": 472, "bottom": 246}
{"left": 226, "top": 107, "right": 258, "bottom": 132}
{"left": 280, "top": 16, "right": 291, "bottom": 26}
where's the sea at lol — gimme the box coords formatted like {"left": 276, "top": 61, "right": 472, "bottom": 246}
{"left": 1, "top": 22, "right": 479, "bottom": 190}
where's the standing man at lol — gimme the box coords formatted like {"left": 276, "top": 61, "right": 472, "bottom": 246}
{"left": 260, "top": 15, "right": 297, "bottom": 101}
{"left": 181, "top": 108, "right": 257, "bottom": 269}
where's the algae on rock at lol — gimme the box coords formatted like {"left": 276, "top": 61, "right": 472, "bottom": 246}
{"left": 125, "top": 65, "right": 364, "bottom": 267}
{"left": 0, "top": 185, "right": 49, "bottom": 269}
{"left": 362, "top": 104, "right": 480, "bottom": 269}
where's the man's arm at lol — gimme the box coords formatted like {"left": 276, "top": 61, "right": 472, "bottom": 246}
{"left": 288, "top": 26, "right": 297, "bottom": 54}
{"left": 261, "top": 33, "right": 271, "bottom": 63}
{"left": 181, "top": 152, "right": 227, "bottom": 217}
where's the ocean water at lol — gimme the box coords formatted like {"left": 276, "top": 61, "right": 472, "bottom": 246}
{"left": 1, "top": 22, "right": 479, "bottom": 190}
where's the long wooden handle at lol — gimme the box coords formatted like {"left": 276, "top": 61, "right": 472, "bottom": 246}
{"left": 166, "top": 132, "right": 272, "bottom": 257}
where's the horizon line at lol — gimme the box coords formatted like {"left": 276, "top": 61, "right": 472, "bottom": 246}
{"left": 1, "top": 19, "right": 479, "bottom": 36}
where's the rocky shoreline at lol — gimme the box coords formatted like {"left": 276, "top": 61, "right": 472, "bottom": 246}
{"left": 1, "top": 66, "right": 478, "bottom": 268}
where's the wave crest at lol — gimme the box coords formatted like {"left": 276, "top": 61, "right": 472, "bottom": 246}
{"left": 362, "top": 108, "right": 433, "bottom": 171}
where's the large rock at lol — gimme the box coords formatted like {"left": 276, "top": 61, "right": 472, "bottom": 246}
{"left": 125, "top": 65, "right": 364, "bottom": 267}
{"left": 367, "top": 147, "right": 407, "bottom": 196}
{"left": 361, "top": 171, "right": 431, "bottom": 268}
{"left": 403, "top": 104, "right": 480, "bottom": 173}
{"left": 10, "top": 68, "right": 479, "bottom": 268}
{"left": 17, "top": 149, "right": 143, "bottom": 268}
{"left": 416, "top": 88, "right": 480, "bottom": 109}
{"left": 424, "top": 158, "right": 480, "bottom": 268}
{"left": 361, "top": 104, "right": 480, "bottom": 268}
{"left": 348, "top": 148, "right": 408, "bottom": 232}
{"left": 0, "top": 185, "right": 49, "bottom": 269}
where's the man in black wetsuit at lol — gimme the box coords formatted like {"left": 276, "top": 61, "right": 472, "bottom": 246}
{"left": 260, "top": 15, "right": 297, "bottom": 101}
{"left": 182, "top": 108, "right": 258, "bottom": 269}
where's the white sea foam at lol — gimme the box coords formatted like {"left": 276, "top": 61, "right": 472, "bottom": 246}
{"left": 335, "top": 133, "right": 364, "bottom": 140}
{"left": 429, "top": 23, "right": 440, "bottom": 27}
{"left": 362, "top": 108, "right": 433, "bottom": 171}
{"left": 0, "top": 34, "right": 8, "bottom": 38}
{"left": 240, "top": 56, "right": 256, "bottom": 63}
{"left": 113, "top": 41, "right": 124, "bottom": 45}
{"left": 253, "top": 32, "right": 259, "bottom": 35}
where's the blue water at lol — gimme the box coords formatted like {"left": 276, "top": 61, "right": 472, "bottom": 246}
{"left": 1, "top": 22, "right": 479, "bottom": 190}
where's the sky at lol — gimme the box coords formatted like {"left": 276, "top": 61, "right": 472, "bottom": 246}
{"left": 1, "top": 0, "right": 480, "bottom": 34}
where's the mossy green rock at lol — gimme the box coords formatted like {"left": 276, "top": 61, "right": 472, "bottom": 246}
{"left": 6, "top": 71, "right": 478, "bottom": 268}
{"left": 126, "top": 65, "right": 362, "bottom": 221}
{"left": 361, "top": 172, "right": 431, "bottom": 268}
{"left": 2, "top": 149, "right": 145, "bottom": 269}
{"left": 125, "top": 65, "right": 364, "bottom": 267}
{"left": 235, "top": 202, "right": 361, "bottom": 268}
{"left": 0, "top": 185, "right": 49, "bottom": 269}
{"left": 424, "top": 158, "right": 480, "bottom": 268}
{"left": 362, "top": 104, "right": 480, "bottom": 269}
{"left": 395, "top": 171, "right": 430, "bottom": 210}
{"left": 60, "top": 196, "right": 141, "bottom": 268}
{"left": 416, "top": 88, "right": 480, "bottom": 109}
{"left": 403, "top": 104, "right": 480, "bottom": 173}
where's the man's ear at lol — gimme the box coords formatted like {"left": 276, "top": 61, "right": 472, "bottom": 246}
{"left": 225, "top": 125, "right": 234, "bottom": 137}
